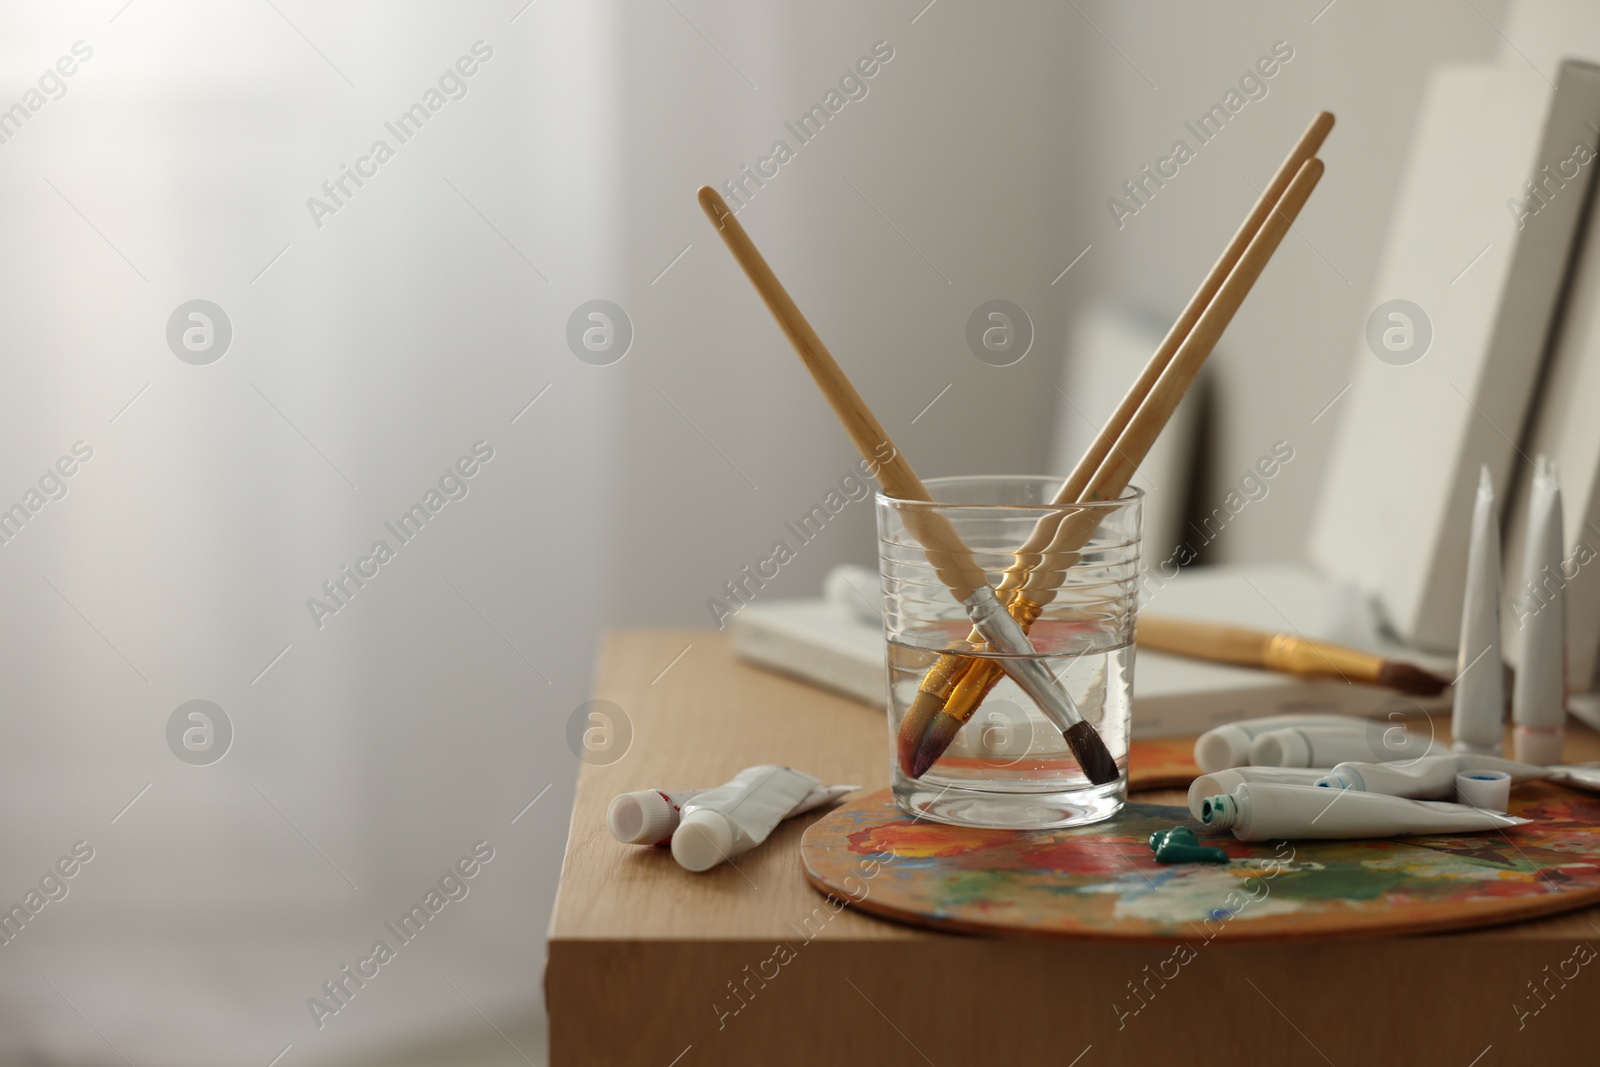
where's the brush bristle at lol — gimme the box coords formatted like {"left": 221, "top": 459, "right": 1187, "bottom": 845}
{"left": 1065, "top": 721, "right": 1120, "bottom": 785}
{"left": 897, "top": 690, "right": 944, "bottom": 777}
{"left": 910, "top": 713, "right": 964, "bottom": 778}
{"left": 1376, "top": 660, "right": 1450, "bottom": 697}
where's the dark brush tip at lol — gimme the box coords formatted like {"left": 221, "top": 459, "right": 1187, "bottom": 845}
{"left": 910, "top": 714, "right": 963, "bottom": 779}
{"left": 896, "top": 719, "right": 924, "bottom": 778}
{"left": 896, "top": 725, "right": 921, "bottom": 779}
{"left": 897, "top": 690, "right": 946, "bottom": 777}
{"left": 1064, "top": 721, "right": 1120, "bottom": 785}
{"left": 1377, "top": 660, "right": 1450, "bottom": 697}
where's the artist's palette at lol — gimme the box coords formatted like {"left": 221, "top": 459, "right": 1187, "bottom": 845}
{"left": 800, "top": 783, "right": 1600, "bottom": 941}
{"left": 1123, "top": 736, "right": 1202, "bottom": 791}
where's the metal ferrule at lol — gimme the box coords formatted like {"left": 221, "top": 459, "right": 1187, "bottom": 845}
{"left": 961, "top": 586, "right": 1084, "bottom": 732}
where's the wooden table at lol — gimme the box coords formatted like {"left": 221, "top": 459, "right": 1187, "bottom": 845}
{"left": 548, "top": 632, "right": 1595, "bottom": 1065}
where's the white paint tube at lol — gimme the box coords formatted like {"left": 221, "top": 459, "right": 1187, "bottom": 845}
{"left": 1545, "top": 764, "right": 1600, "bottom": 793}
{"left": 1248, "top": 723, "right": 1431, "bottom": 768}
{"left": 1199, "top": 782, "right": 1528, "bottom": 841}
{"left": 1453, "top": 465, "right": 1506, "bottom": 755}
{"left": 1193, "top": 713, "right": 1369, "bottom": 772}
{"left": 788, "top": 783, "right": 858, "bottom": 816}
{"left": 1315, "top": 754, "right": 1547, "bottom": 799}
{"left": 671, "top": 766, "right": 821, "bottom": 872}
{"left": 608, "top": 781, "right": 856, "bottom": 848}
{"left": 1186, "top": 766, "right": 1330, "bottom": 820}
{"left": 607, "top": 788, "right": 710, "bottom": 846}
{"left": 1513, "top": 457, "right": 1566, "bottom": 765}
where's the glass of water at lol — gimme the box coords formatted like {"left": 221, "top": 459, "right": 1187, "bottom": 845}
{"left": 877, "top": 476, "right": 1141, "bottom": 829}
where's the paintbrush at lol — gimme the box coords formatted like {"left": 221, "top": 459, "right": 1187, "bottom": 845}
{"left": 696, "top": 185, "right": 1120, "bottom": 784}
{"left": 1136, "top": 615, "right": 1450, "bottom": 695}
{"left": 904, "top": 120, "right": 1331, "bottom": 777}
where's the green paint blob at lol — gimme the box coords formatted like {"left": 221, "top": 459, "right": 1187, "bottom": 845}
{"left": 1148, "top": 825, "right": 1199, "bottom": 853}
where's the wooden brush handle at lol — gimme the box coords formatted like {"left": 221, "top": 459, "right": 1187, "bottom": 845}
{"left": 1136, "top": 615, "right": 1273, "bottom": 666}
{"left": 993, "top": 114, "right": 1333, "bottom": 602}
{"left": 1021, "top": 157, "right": 1325, "bottom": 603}
{"left": 1138, "top": 615, "right": 1384, "bottom": 684}
{"left": 696, "top": 187, "right": 990, "bottom": 601}
{"left": 1048, "top": 113, "right": 1331, "bottom": 510}
{"left": 1090, "top": 157, "right": 1324, "bottom": 500}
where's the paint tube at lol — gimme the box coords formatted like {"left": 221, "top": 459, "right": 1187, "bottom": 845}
{"left": 610, "top": 781, "right": 857, "bottom": 848}
{"left": 1193, "top": 713, "right": 1369, "bottom": 772}
{"left": 1315, "top": 754, "right": 1547, "bottom": 799}
{"left": 789, "top": 783, "right": 858, "bottom": 816}
{"left": 607, "top": 788, "right": 709, "bottom": 845}
{"left": 671, "top": 765, "right": 821, "bottom": 872}
{"left": 1546, "top": 764, "right": 1600, "bottom": 793}
{"left": 1248, "top": 723, "right": 1431, "bottom": 768}
{"left": 1513, "top": 457, "right": 1566, "bottom": 765}
{"left": 1186, "top": 766, "right": 1329, "bottom": 819}
{"left": 1453, "top": 466, "right": 1505, "bottom": 755}
{"left": 1199, "top": 782, "right": 1528, "bottom": 841}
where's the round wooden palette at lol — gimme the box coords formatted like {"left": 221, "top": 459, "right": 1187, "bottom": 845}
{"left": 1123, "top": 735, "right": 1204, "bottom": 792}
{"left": 800, "top": 782, "right": 1600, "bottom": 941}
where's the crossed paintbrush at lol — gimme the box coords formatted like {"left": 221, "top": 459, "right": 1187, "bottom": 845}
{"left": 695, "top": 183, "right": 1119, "bottom": 784}
{"left": 897, "top": 114, "right": 1332, "bottom": 777}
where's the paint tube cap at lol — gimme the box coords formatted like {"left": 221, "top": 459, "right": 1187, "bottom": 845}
{"left": 672, "top": 809, "right": 737, "bottom": 872}
{"left": 1314, "top": 768, "right": 1359, "bottom": 791}
{"left": 606, "top": 791, "right": 679, "bottom": 846}
{"left": 1513, "top": 727, "right": 1564, "bottom": 767}
{"left": 1455, "top": 770, "right": 1512, "bottom": 813}
{"left": 1248, "top": 729, "right": 1310, "bottom": 768}
{"left": 1195, "top": 725, "right": 1254, "bottom": 772}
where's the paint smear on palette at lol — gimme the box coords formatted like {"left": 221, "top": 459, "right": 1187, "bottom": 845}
{"left": 799, "top": 783, "right": 1600, "bottom": 941}
{"left": 1104, "top": 866, "right": 1309, "bottom": 926}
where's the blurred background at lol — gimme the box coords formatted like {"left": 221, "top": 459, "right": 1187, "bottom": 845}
{"left": 0, "top": 0, "right": 1555, "bottom": 1062}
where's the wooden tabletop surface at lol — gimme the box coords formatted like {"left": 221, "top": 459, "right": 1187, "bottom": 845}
{"left": 551, "top": 629, "right": 1600, "bottom": 945}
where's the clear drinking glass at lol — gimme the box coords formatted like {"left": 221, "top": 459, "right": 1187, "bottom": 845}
{"left": 877, "top": 476, "right": 1141, "bottom": 829}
